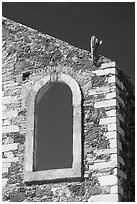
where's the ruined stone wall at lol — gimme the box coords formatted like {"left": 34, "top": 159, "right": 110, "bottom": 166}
{"left": 2, "top": 17, "right": 134, "bottom": 202}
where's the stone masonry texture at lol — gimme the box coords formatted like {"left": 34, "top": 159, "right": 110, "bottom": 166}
{"left": 2, "top": 17, "right": 135, "bottom": 202}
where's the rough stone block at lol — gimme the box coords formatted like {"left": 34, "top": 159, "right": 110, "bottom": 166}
{"left": 88, "top": 194, "right": 119, "bottom": 202}
{"left": 2, "top": 143, "right": 19, "bottom": 152}
{"left": 88, "top": 86, "right": 115, "bottom": 96}
{"left": 2, "top": 162, "right": 11, "bottom": 168}
{"left": 3, "top": 119, "right": 10, "bottom": 125}
{"left": 105, "top": 92, "right": 116, "bottom": 100}
{"left": 2, "top": 110, "right": 18, "bottom": 119}
{"left": 101, "top": 61, "right": 116, "bottom": 69}
{"left": 4, "top": 151, "right": 14, "bottom": 158}
{"left": 92, "top": 68, "right": 118, "bottom": 76}
{"left": 108, "top": 75, "right": 124, "bottom": 89}
{"left": 109, "top": 139, "right": 122, "bottom": 150}
{"left": 105, "top": 131, "right": 117, "bottom": 139}
{"left": 2, "top": 179, "right": 8, "bottom": 188}
{"left": 3, "top": 82, "right": 18, "bottom": 89}
{"left": 108, "top": 75, "right": 116, "bottom": 83}
{"left": 110, "top": 185, "right": 124, "bottom": 195}
{"left": 2, "top": 167, "right": 9, "bottom": 173}
{"left": 2, "top": 157, "right": 18, "bottom": 163}
{"left": 2, "top": 80, "right": 15, "bottom": 85}
{"left": 94, "top": 99, "right": 119, "bottom": 109}
{"left": 106, "top": 109, "right": 116, "bottom": 117}
{"left": 98, "top": 175, "right": 118, "bottom": 186}
{"left": 2, "top": 105, "right": 6, "bottom": 111}
{"left": 2, "top": 125, "right": 19, "bottom": 133}
{"left": 89, "top": 161, "right": 117, "bottom": 170}
{"left": 99, "top": 117, "right": 116, "bottom": 125}
{"left": 113, "top": 168, "right": 127, "bottom": 179}
{"left": 111, "top": 154, "right": 125, "bottom": 166}
{"left": 95, "top": 148, "right": 117, "bottom": 156}
{"left": 108, "top": 123, "right": 124, "bottom": 136}
{"left": 108, "top": 123, "right": 117, "bottom": 131}
{"left": 2, "top": 96, "right": 16, "bottom": 104}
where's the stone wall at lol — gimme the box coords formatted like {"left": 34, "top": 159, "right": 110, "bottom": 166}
{"left": 2, "top": 17, "right": 135, "bottom": 202}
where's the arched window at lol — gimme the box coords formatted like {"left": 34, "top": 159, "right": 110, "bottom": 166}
{"left": 34, "top": 82, "right": 73, "bottom": 171}
{"left": 24, "top": 74, "right": 82, "bottom": 182}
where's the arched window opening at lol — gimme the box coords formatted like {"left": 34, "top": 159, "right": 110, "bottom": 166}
{"left": 24, "top": 73, "right": 82, "bottom": 182}
{"left": 34, "top": 82, "right": 73, "bottom": 171}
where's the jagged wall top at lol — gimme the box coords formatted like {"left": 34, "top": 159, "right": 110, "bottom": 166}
{"left": 2, "top": 17, "right": 112, "bottom": 76}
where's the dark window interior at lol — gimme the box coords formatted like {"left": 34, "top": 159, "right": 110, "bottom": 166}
{"left": 34, "top": 82, "right": 73, "bottom": 171}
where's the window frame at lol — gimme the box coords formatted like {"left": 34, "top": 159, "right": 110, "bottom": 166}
{"left": 24, "top": 73, "right": 82, "bottom": 183}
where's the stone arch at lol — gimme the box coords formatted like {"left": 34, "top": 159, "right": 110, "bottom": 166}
{"left": 24, "top": 73, "right": 82, "bottom": 182}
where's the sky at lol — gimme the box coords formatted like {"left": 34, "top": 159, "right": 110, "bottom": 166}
{"left": 2, "top": 2, "right": 135, "bottom": 84}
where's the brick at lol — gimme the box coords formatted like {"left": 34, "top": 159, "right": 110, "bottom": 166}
{"left": 108, "top": 75, "right": 116, "bottom": 83}
{"left": 105, "top": 92, "right": 116, "bottom": 100}
{"left": 2, "top": 179, "right": 8, "bottom": 188}
{"left": 2, "top": 105, "right": 6, "bottom": 111}
{"left": 106, "top": 109, "right": 116, "bottom": 117}
{"left": 98, "top": 175, "right": 118, "bottom": 186}
{"left": 2, "top": 162, "right": 11, "bottom": 168}
{"left": 89, "top": 161, "right": 117, "bottom": 170}
{"left": 2, "top": 143, "right": 19, "bottom": 152}
{"left": 3, "top": 119, "right": 10, "bottom": 126}
{"left": 110, "top": 185, "right": 124, "bottom": 195}
{"left": 94, "top": 148, "right": 117, "bottom": 156}
{"left": 111, "top": 154, "right": 125, "bottom": 166}
{"left": 2, "top": 125, "right": 19, "bottom": 133}
{"left": 88, "top": 194, "right": 119, "bottom": 202}
{"left": 84, "top": 173, "right": 89, "bottom": 178}
{"left": 4, "top": 151, "right": 14, "bottom": 158}
{"left": 99, "top": 117, "right": 116, "bottom": 125}
{"left": 109, "top": 138, "right": 117, "bottom": 149}
{"left": 111, "top": 154, "right": 118, "bottom": 162}
{"left": 92, "top": 68, "right": 118, "bottom": 76}
{"left": 105, "top": 131, "right": 117, "bottom": 139}
{"left": 101, "top": 61, "right": 116, "bottom": 69}
{"left": 88, "top": 86, "right": 115, "bottom": 96}
{"left": 108, "top": 75, "right": 124, "bottom": 89}
{"left": 108, "top": 123, "right": 124, "bottom": 133}
{"left": 15, "top": 75, "right": 22, "bottom": 83}
{"left": 2, "top": 157, "right": 18, "bottom": 163}
{"left": 94, "top": 99, "right": 119, "bottom": 109}
{"left": 2, "top": 110, "right": 18, "bottom": 119}
{"left": 3, "top": 82, "right": 18, "bottom": 89}
{"left": 113, "top": 168, "right": 127, "bottom": 179}
{"left": 108, "top": 123, "right": 117, "bottom": 131}
{"left": 2, "top": 96, "right": 16, "bottom": 104}
{"left": 2, "top": 167, "right": 9, "bottom": 173}
{"left": 109, "top": 139, "right": 122, "bottom": 150}
{"left": 2, "top": 80, "right": 15, "bottom": 85}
